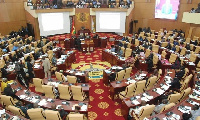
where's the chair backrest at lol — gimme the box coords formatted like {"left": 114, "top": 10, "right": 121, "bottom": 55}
{"left": 168, "top": 93, "right": 182, "bottom": 103}
{"left": 124, "top": 67, "right": 132, "bottom": 79}
{"left": 125, "top": 48, "right": 132, "bottom": 58}
{"left": 145, "top": 49, "right": 151, "bottom": 58}
{"left": 55, "top": 72, "right": 63, "bottom": 81}
{"left": 71, "top": 86, "right": 85, "bottom": 101}
{"left": 161, "top": 50, "right": 166, "bottom": 59}
{"left": 33, "top": 78, "right": 44, "bottom": 93}
{"left": 1, "top": 95, "right": 16, "bottom": 108}
{"left": 45, "top": 110, "right": 62, "bottom": 120}
{"left": 169, "top": 53, "right": 177, "bottom": 63}
{"left": 195, "top": 46, "right": 200, "bottom": 54}
{"left": 125, "top": 83, "right": 136, "bottom": 97}
{"left": 186, "top": 38, "right": 191, "bottom": 43}
{"left": 180, "top": 47, "right": 186, "bottom": 56}
{"left": 115, "top": 70, "right": 125, "bottom": 81}
{"left": 58, "top": 84, "right": 72, "bottom": 100}
{"left": 182, "top": 68, "right": 189, "bottom": 79}
{"left": 42, "top": 85, "right": 56, "bottom": 99}
{"left": 190, "top": 53, "right": 197, "bottom": 62}
{"left": 138, "top": 105, "right": 155, "bottom": 119}
{"left": 161, "top": 42, "right": 168, "bottom": 47}
{"left": 134, "top": 80, "right": 146, "bottom": 95}
{"left": 146, "top": 76, "right": 157, "bottom": 90}
{"left": 8, "top": 105, "right": 25, "bottom": 117}
{"left": 67, "top": 75, "right": 77, "bottom": 84}
{"left": 160, "top": 103, "right": 175, "bottom": 113}
{"left": 180, "top": 87, "right": 191, "bottom": 101}
{"left": 27, "top": 108, "right": 45, "bottom": 120}
{"left": 152, "top": 44, "right": 159, "bottom": 53}
{"left": 67, "top": 114, "right": 84, "bottom": 120}
{"left": 175, "top": 45, "right": 180, "bottom": 53}
{"left": 135, "top": 39, "right": 139, "bottom": 46}
{"left": 153, "top": 54, "right": 159, "bottom": 65}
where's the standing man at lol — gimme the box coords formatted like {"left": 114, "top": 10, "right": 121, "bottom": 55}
{"left": 42, "top": 56, "right": 51, "bottom": 80}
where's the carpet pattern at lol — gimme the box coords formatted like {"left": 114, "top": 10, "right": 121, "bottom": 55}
{"left": 88, "top": 79, "right": 125, "bottom": 120}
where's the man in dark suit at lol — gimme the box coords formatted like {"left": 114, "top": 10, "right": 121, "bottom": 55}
{"left": 4, "top": 84, "right": 21, "bottom": 101}
{"left": 175, "top": 67, "right": 185, "bottom": 80}
{"left": 1, "top": 65, "right": 9, "bottom": 78}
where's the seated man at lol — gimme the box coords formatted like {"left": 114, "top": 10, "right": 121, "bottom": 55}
{"left": 154, "top": 99, "right": 168, "bottom": 113}
{"left": 190, "top": 105, "right": 200, "bottom": 120}
{"left": 4, "top": 84, "right": 21, "bottom": 101}
{"left": 175, "top": 66, "right": 185, "bottom": 80}
{"left": 110, "top": 45, "right": 115, "bottom": 52}
{"left": 15, "top": 101, "right": 34, "bottom": 119}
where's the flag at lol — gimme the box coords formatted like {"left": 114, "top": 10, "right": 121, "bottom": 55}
{"left": 71, "top": 17, "right": 76, "bottom": 34}
{"left": 91, "top": 17, "right": 95, "bottom": 33}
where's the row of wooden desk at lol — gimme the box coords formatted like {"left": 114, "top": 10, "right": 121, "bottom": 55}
{"left": 121, "top": 69, "right": 175, "bottom": 120}
{"left": 7, "top": 50, "right": 76, "bottom": 80}
{"left": 102, "top": 50, "right": 125, "bottom": 66}
{"left": 11, "top": 79, "right": 89, "bottom": 115}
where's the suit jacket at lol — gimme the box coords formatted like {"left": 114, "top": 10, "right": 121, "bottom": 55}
{"left": 4, "top": 87, "right": 16, "bottom": 96}
{"left": 42, "top": 58, "right": 51, "bottom": 72}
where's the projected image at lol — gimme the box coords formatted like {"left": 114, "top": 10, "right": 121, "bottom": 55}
{"left": 96, "top": 12, "right": 126, "bottom": 33}
{"left": 155, "top": 0, "right": 180, "bottom": 20}
{"left": 41, "top": 13, "right": 64, "bottom": 31}
{"left": 99, "top": 13, "right": 120, "bottom": 29}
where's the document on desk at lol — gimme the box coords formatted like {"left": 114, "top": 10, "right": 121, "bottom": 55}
{"left": 141, "top": 97, "right": 149, "bottom": 102}
{"left": 161, "top": 84, "right": 170, "bottom": 91}
{"left": 189, "top": 62, "right": 195, "bottom": 66}
{"left": 131, "top": 100, "right": 140, "bottom": 105}
{"left": 81, "top": 105, "right": 87, "bottom": 111}
{"left": 125, "top": 80, "right": 136, "bottom": 84}
{"left": 19, "top": 95, "right": 26, "bottom": 99}
{"left": 140, "top": 73, "right": 147, "bottom": 77}
{"left": 38, "top": 99, "right": 47, "bottom": 106}
{"left": 75, "top": 72, "right": 84, "bottom": 76}
{"left": 155, "top": 88, "right": 165, "bottom": 95}
{"left": 0, "top": 109, "right": 5, "bottom": 116}
{"left": 34, "top": 64, "right": 40, "bottom": 69}
{"left": 178, "top": 106, "right": 191, "bottom": 114}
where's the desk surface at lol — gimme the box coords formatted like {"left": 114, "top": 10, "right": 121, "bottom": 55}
{"left": 11, "top": 82, "right": 89, "bottom": 114}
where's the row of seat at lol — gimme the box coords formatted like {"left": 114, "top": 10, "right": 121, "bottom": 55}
{"left": 8, "top": 105, "right": 85, "bottom": 120}
{"left": 115, "top": 67, "right": 132, "bottom": 81}
{"left": 33, "top": 78, "right": 87, "bottom": 101}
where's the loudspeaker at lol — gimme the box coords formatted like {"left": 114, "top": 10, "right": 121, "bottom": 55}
{"left": 134, "top": 20, "right": 138, "bottom": 23}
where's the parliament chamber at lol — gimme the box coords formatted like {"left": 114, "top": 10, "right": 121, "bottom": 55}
{"left": 0, "top": 0, "right": 200, "bottom": 120}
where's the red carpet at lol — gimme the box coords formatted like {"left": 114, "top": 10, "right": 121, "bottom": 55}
{"left": 88, "top": 79, "right": 125, "bottom": 120}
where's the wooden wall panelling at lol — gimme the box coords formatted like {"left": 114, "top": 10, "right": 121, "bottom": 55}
{"left": 0, "top": 0, "right": 26, "bottom": 35}
{"left": 75, "top": 8, "right": 91, "bottom": 32}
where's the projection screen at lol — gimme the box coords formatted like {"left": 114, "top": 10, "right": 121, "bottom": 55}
{"left": 96, "top": 12, "right": 126, "bottom": 33}
{"left": 38, "top": 12, "right": 70, "bottom": 36}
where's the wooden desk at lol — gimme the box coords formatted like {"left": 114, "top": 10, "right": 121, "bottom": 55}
{"left": 42, "top": 78, "right": 90, "bottom": 92}
{"left": 110, "top": 71, "right": 148, "bottom": 100}
{"left": 102, "top": 50, "right": 125, "bottom": 66}
{"left": 11, "top": 82, "right": 89, "bottom": 114}
{"left": 148, "top": 74, "right": 199, "bottom": 119}
{"left": 121, "top": 69, "right": 175, "bottom": 120}
{"left": 81, "top": 40, "right": 94, "bottom": 52}
{"left": 64, "top": 70, "right": 88, "bottom": 83}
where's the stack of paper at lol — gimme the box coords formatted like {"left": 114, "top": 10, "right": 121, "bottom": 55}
{"left": 131, "top": 100, "right": 140, "bottom": 105}
{"left": 161, "top": 84, "right": 170, "bottom": 91}
{"left": 34, "top": 64, "right": 40, "bottom": 69}
{"left": 178, "top": 106, "right": 191, "bottom": 114}
{"left": 81, "top": 105, "right": 87, "bottom": 111}
{"left": 155, "top": 88, "right": 165, "bottom": 95}
{"left": 189, "top": 62, "right": 195, "bottom": 66}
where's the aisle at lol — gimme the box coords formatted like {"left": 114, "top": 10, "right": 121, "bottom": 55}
{"left": 88, "top": 78, "right": 125, "bottom": 120}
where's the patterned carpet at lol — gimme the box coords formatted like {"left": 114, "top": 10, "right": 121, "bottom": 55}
{"left": 74, "top": 48, "right": 125, "bottom": 120}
